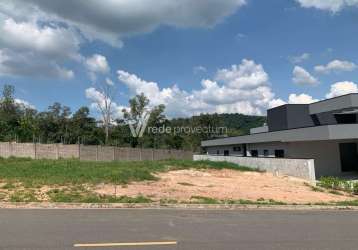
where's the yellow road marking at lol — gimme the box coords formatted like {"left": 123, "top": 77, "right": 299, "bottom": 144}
{"left": 74, "top": 241, "right": 177, "bottom": 247}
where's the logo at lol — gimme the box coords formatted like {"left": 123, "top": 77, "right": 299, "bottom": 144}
{"left": 129, "top": 111, "right": 151, "bottom": 138}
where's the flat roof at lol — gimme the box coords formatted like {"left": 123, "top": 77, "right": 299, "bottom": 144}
{"left": 202, "top": 124, "right": 358, "bottom": 147}
{"left": 267, "top": 93, "right": 358, "bottom": 114}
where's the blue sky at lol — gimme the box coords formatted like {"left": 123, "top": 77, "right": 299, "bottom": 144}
{"left": 0, "top": 0, "right": 357, "bottom": 117}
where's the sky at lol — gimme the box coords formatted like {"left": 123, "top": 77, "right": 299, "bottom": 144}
{"left": 0, "top": 0, "right": 358, "bottom": 118}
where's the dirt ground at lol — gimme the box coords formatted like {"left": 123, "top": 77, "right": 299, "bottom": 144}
{"left": 95, "top": 169, "right": 356, "bottom": 204}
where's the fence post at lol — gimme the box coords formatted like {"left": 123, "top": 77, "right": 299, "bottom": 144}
{"left": 78, "top": 143, "right": 81, "bottom": 160}
{"left": 139, "top": 148, "right": 142, "bottom": 161}
{"left": 96, "top": 145, "right": 99, "bottom": 161}
{"left": 113, "top": 147, "right": 115, "bottom": 161}
{"left": 151, "top": 149, "right": 154, "bottom": 161}
{"left": 34, "top": 142, "right": 37, "bottom": 159}
{"left": 56, "top": 144, "right": 59, "bottom": 160}
{"left": 9, "top": 142, "right": 13, "bottom": 157}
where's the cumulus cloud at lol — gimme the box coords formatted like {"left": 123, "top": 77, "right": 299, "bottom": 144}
{"left": 0, "top": 1, "right": 245, "bottom": 79}
{"left": 314, "top": 60, "right": 357, "bottom": 74}
{"left": 117, "top": 59, "right": 281, "bottom": 117}
{"left": 7, "top": 0, "right": 246, "bottom": 47}
{"left": 292, "top": 66, "right": 319, "bottom": 86}
{"left": 85, "top": 54, "right": 110, "bottom": 80}
{"left": 288, "top": 93, "right": 319, "bottom": 104}
{"left": 296, "top": 0, "right": 358, "bottom": 12}
{"left": 288, "top": 53, "right": 310, "bottom": 64}
{"left": 15, "top": 98, "right": 35, "bottom": 109}
{"left": 326, "top": 81, "right": 358, "bottom": 98}
{"left": 0, "top": 49, "right": 74, "bottom": 79}
{"left": 85, "top": 87, "right": 125, "bottom": 119}
{"left": 0, "top": 16, "right": 79, "bottom": 79}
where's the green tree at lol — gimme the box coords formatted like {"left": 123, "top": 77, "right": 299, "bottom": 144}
{"left": 122, "top": 93, "right": 166, "bottom": 148}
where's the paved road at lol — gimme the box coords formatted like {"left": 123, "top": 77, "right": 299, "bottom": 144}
{"left": 0, "top": 209, "right": 358, "bottom": 250}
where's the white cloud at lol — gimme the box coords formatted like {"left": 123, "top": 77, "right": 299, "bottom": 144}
{"left": 0, "top": 18, "right": 80, "bottom": 61}
{"left": 8, "top": 0, "right": 246, "bottom": 47}
{"left": 288, "top": 53, "right": 310, "bottom": 64}
{"left": 314, "top": 60, "right": 357, "bottom": 74}
{"left": 117, "top": 59, "right": 281, "bottom": 117}
{"left": 292, "top": 66, "right": 319, "bottom": 86}
{"left": 215, "top": 59, "right": 269, "bottom": 89}
{"left": 236, "top": 33, "right": 247, "bottom": 41}
{"left": 326, "top": 81, "right": 358, "bottom": 98}
{"left": 193, "top": 65, "right": 207, "bottom": 74}
{"left": 296, "top": 0, "right": 358, "bottom": 12}
{"left": 288, "top": 93, "right": 319, "bottom": 104}
{"left": 85, "top": 87, "right": 125, "bottom": 119}
{"left": 105, "top": 78, "right": 114, "bottom": 86}
{"left": 85, "top": 54, "right": 110, "bottom": 74}
{"left": 0, "top": 49, "right": 74, "bottom": 79}
{"left": 0, "top": 17, "right": 79, "bottom": 79}
{"left": 268, "top": 98, "right": 286, "bottom": 108}
{"left": 14, "top": 98, "right": 35, "bottom": 109}
{"left": 0, "top": 1, "right": 246, "bottom": 79}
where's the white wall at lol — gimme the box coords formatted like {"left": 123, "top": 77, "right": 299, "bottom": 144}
{"left": 194, "top": 154, "right": 316, "bottom": 181}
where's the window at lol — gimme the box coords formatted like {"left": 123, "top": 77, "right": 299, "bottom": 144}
{"left": 275, "top": 150, "right": 285, "bottom": 158}
{"left": 224, "top": 150, "right": 230, "bottom": 156}
{"left": 263, "top": 150, "right": 269, "bottom": 157}
{"left": 233, "top": 146, "right": 241, "bottom": 152}
{"left": 216, "top": 150, "right": 220, "bottom": 155}
{"left": 335, "top": 114, "right": 357, "bottom": 124}
{"left": 250, "top": 150, "right": 258, "bottom": 157}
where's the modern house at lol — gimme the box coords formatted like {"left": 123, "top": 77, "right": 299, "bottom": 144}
{"left": 201, "top": 94, "right": 358, "bottom": 178}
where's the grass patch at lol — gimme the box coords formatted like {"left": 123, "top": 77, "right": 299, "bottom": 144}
{"left": 335, "top": 200, "right": 358, "bottom": 206}
{"left": 0, "top": 158, "right": 256, "bottom": 187}
{"left": 9, "top": 190, "right": 38, "bottom": 202}
{"left": 318, "top": 176, "right": 358, "bottom": 195}
{"left": 46, "top": 188, "right": 152, "bottom": 203}
{"left": 187, "top": 196, "right": 286, "bottom": 205}
{"left": 311, "top": 186, "right": 325, "bottom": 192}
{"left": 329, "top": 190, "right": 343, "bottom": 196}
{"left": 2, "top": 182, "right": 16, "bottom": 190}
{"left": 190, "top": 196, "right": 221, "bottom": 204}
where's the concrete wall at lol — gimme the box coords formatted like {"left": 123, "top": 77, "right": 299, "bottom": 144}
{"left": 194, "top": 154, "right": 316, "bottom": 181}
{"left": 0, "top": 142, "right": 193, "bottom": 161}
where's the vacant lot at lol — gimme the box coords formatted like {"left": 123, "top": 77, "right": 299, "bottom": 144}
{"left": 0, "top": 157, "right": 356, "bottom": 205}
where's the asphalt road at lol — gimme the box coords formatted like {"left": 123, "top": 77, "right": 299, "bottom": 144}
{"left": 0, "top": 209, "right": 358, "bottom": 250}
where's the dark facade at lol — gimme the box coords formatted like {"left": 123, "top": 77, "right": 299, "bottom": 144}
{"left": 267, "top": 94, "right": 358, "bottom": 132}
{"left": 267, "top": 104, "right": 314, "bottom": 132}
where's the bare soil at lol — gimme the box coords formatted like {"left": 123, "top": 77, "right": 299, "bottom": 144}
{"left": 95, "top": 169, "right": 356, "bottom": 204}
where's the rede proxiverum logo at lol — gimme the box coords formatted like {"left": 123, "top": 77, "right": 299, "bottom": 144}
{"left": 128, "top": 111, "right": 151, "bottom": 138}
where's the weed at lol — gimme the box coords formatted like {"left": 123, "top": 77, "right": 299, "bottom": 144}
{"left": 2, "top": 182, "right": 16, "bottom": 189}
{"left": 177, "top": 182, "right": 195, "bottom": 186}
{"left": 9, "top": 190, "right": 38, "bottom": 202}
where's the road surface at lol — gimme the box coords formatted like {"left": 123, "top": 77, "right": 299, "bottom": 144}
{"left": 0, "top": 209, "right": 357, "bottom": 249}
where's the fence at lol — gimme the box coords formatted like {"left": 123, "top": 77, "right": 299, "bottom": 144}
{"left": 194, "top": 154, "right": 316, "bottom": 181}
{"left": 0, "top": 142, "right": 193, "bottom": 161}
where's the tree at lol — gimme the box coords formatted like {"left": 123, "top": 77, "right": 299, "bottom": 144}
{"left": 0, "top": 85, "right": 21, "bottom": 141}
{"left": 91, "top": 83, "right": 115, "bottom": 144}
{"left": 122, "top": 93, "right": 166, "bottom": 148}
{"left": 69, "top": 106, "right": 102, "bottom": 144}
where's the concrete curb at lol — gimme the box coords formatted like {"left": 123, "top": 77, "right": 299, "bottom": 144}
{"left": 0, "top": 202, "right": 358, "bottom": 210}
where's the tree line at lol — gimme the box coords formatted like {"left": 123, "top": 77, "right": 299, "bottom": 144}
{"left": 0, "top": 85, "right": 265, "bottom": 151}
